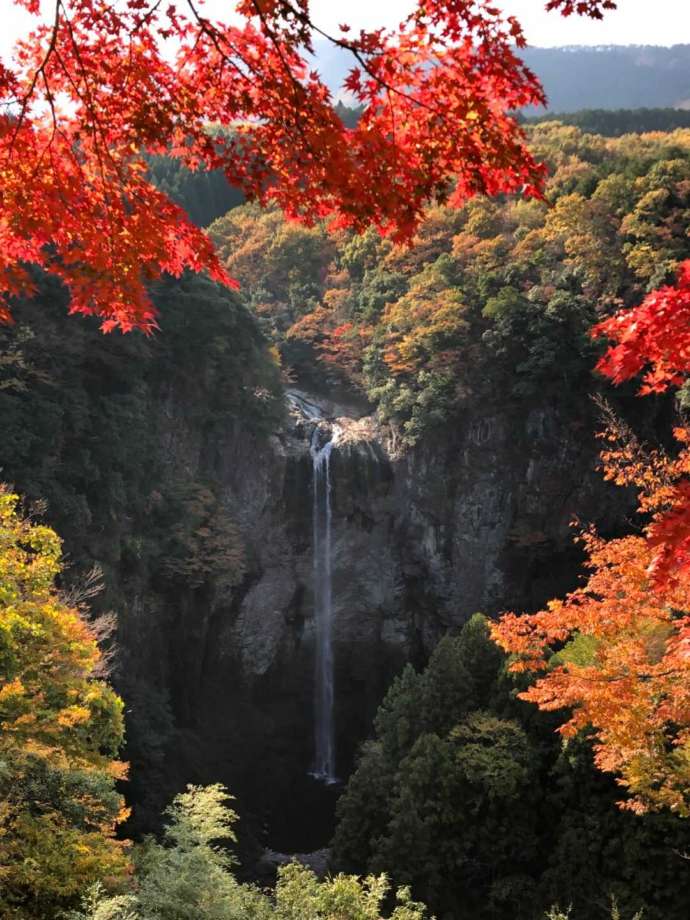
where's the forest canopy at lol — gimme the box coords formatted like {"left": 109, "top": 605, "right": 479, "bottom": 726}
{"left": 209, "top": 124, "right": 690, "bottom": 445}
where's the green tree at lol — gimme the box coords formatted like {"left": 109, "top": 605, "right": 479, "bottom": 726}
{"left": 70, "top": 786, "right": 429, "bottom": 920}
{"left": 373, "top": 715, "right": 540, "bottom": 920}
{"left": 69, "top": 785, "right": 270, "bottom": 920}
{"left": 0, "top": 488, "right": 128, "bottom": 918}
{"left": 332, "top": 615, "right": 690, "bottom": 920}
{"left": 273, "top": 863, "right": 428, "bottom": 920}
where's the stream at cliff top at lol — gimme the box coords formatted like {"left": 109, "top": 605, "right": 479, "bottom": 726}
{"left": 310, "top": 422, "right": 340, "bottom": 784}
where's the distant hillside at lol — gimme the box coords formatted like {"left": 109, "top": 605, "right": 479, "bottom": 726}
{"left": 523, "top": 107, "right": 690, "bottom": 136}
{"left": 312, "top": 42, "right": 690, "bottom": 113}
{"left": 522, "top": 45, "right": 690, "bottom": 112}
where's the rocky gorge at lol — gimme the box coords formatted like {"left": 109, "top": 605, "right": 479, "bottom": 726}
{"left": 0, "top": 271, "right": 653, "bottom": 867}
{"left": 112, "top": 377, "right": 633, "bottom": 858}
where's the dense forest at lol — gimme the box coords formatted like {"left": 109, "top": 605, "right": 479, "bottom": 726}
{"left": 523, "top": 108, "right": 690, "bottom": 136}
{"left": 208, "top": 123, "right": 690, "bottom": 446}
{"left": 2, "top": 117, "right": 690, "bottom": 919}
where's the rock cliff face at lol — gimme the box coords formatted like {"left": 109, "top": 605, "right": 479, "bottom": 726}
{"left": 114, "top": 380, "right": 629, "bottom": 855}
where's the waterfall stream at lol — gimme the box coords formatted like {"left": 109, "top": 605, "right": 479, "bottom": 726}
{"left": 310, "top": 423, "right": 340, "bottom": 784}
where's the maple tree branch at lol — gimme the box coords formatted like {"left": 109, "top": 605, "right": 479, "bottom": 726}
{"left": 57, "top": 7, "right": 134, "bottom": 278}
{"left": 0, "top": 0, "right": 551, "bottom": 333}
{"left": 58, "top": 7, "right": 130, "bottom": 190}
{"left": 248, "top": 0, "right": 309, "bottom": 98}
{"left": 592, "top": 393, "right": 676, "bottom": 499}
{"left": 571, "top": 667, "right": 681, "bottom": 683}
{"left": 27, "top": 71, "right": 61, "bottom": 180}
{"left": 247, "top": 0, "right": 342, "bottom": 162}
{"left": 184, "top": 1, "right": 259, "bottom": 86}
{"left": 133, "top": 0, "right": 165, "bottom": 32}
{"left": 277, "top": 0, "right": 453, "bottom": 120}
{"left": 8, "top": 0, "right": 62, "bottom": 154}
{"left": 184, "top": 0, "right": 328, "bottom": 174}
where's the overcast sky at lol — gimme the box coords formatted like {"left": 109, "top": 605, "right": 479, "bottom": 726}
{"left": 1, "top": 0, "right": 687, "bottom": 61}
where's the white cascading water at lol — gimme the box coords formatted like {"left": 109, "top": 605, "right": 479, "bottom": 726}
{"left": 310, "top": 422, "right": 340, "bottom": 784}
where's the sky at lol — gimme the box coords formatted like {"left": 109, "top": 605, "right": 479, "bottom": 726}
{"left": 308, "top": 0, "right": 688, "bottom": 47}
{"left": 1, "top": 0, "right": 688, "bottom": 61}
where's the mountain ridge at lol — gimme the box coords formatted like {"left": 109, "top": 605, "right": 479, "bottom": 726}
{"left": 310, "top": 41, "right": 690, "bottom": 112}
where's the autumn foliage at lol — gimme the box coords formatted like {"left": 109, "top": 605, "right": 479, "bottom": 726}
{"left": 593, "top": 259, "right": 690, "bottom": 396}
{"left": 492, "top": 416, "right": 690, "bottom": 816}
{"left": 545, "top": 0, "right": 618, "bottom": 16}
{"left": 587, "top": 261, "right": 690, "bottom": 591}
{"left": 0, "top": 0, "right": 554, "bottom": 332}
{"left": 0, "top": 487, "right": 128, "bottom": 915}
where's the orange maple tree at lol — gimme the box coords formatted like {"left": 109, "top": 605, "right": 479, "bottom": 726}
{"left": 492, "top": 413, "right": 690, "bottom": 815}
{"left": 2, "top": 0, "right": 623, "bottom": 333}
{"left": 591, "top": 259, "right": 690, "bottom": 590}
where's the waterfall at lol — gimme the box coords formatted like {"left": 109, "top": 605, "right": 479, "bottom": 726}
{"left": 310, "top": 423, "right": 339, "bottom": 784}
